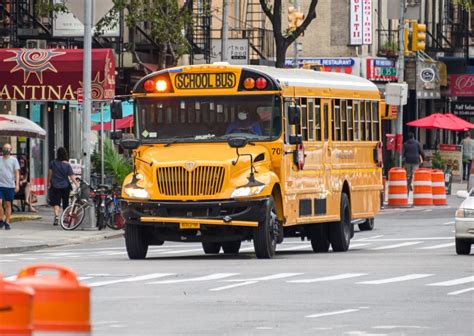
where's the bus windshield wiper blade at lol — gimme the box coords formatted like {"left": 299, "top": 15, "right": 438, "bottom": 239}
{"left": 163, "top": 136, "right": 196, "bottom": 147}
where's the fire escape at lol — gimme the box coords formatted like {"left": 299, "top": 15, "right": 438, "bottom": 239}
{"left": 243, "top": 0, "right": 270, "bottom": 62}
{"left": 187, "top": 0, "right": 212, "bottom": 64}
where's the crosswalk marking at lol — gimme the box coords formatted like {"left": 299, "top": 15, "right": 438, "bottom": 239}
{"left": 357, "top": 274, "right": 434, "bottom": 285}
{"left": 349, "top": 243, "right": 371, "bottom": 249}
{"left": 225, "top": 273, "right": 303, "bottom": 282}
{"left": 427, "top": 276, "right": 474, "bottom": 287}
{"left": 353, "top": 237, "right": 452, "bottom": 242}
{"left": 149, "top": 273, "right": 239, "bottom": 284}
{"left": 88, "top": 273, "right": 175, "bottom": 287}
{"left": 288, "top": 273, "right": 367, "bottom": 284}
{"left": 370, "top": 242, "right": 422, "bottom": 250}
{"left": 306, "top": 309, "right": 360, "bottom": 319}
{"left": 447, "top": 287, "right": 474, "bottom": 296}
{"left": 210, "top": 281, "right": 259, "bottom": 292}
{"left": 159, "top": 248, "right": 205, "bottom": 254}
{"left": 417, "top": 243, "right": 455, "bottom": 250}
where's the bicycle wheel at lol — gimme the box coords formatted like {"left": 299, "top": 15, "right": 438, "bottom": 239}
{"left": 106, "top": 199, "right": 125, "bottom": 230}
{"left": 60, "top": 202, "right": 86, "bottom": 230}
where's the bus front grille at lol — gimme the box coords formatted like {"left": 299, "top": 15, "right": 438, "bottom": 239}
{"left": 156, "top": 166, "right": 225, "bottom": 196}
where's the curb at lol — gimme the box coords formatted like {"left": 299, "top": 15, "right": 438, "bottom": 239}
{"left": 0, "top": 231, "right": 124, "bottom": 254}
{"left": 10, "top": 215, "right": 42, "bottom": 223}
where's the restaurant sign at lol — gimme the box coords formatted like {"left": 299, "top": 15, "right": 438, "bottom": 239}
{"left": 450, "top": 74, "right": 474, "bottom": 97}
{"left": 0, "top": 48, "right": 115, "bottom": 101}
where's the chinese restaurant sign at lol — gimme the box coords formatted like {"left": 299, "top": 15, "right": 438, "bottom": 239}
{"left": 0, "top": 48, "right": 115, "bottom": 101}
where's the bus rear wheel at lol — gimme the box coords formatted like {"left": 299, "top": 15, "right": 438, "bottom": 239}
{"left": 309, "top": 223, "right": 330, "bottom": 253}
{"left": 253, "top": 196, "right": 278, "bottom": 259}
{"left": 202, "top": 242, "right": 221, "bottom": 254}
{"left": 125, "top": 224, "right": 149, "bottom": 259}
{"left": 358, "top": 218, "right": 375, "bottom": 231}
{"left": 222, "top": 241, "right": 241, "bottom": 254}
{"left": 329, "top": 193, "right": 351, "bottom": 252}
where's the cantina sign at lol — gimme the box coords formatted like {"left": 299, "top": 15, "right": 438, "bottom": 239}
{"left": 0, "top": 48, "right": 115, "bottom": 101}
{"left": 174, "top": 73, "right": 236, "bottom": 90}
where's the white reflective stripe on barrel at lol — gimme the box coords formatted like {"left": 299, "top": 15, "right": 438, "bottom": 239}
{"left": 413, "top": 181, "right": 432, "bottom": 186}
{"left": 35, "top": 333, "right": 90, "bottom": 336}
{"left": 387, "top": 181, "right": 407, "bottom": 186}
{"left": 432, "top": 194, "right": 447, "bottom": 199}
{"left": 413, "top": 194, "right": 433, "bottom": 199}
{"left": 388, "top": 194, "right": 408, "bottom": 199}
{"left": 431, "top": 182, "right": 445, "bottom": 187}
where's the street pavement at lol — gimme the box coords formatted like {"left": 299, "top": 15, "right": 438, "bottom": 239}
{"left": 0, "top": 185, "right": 472, "bottom": 335}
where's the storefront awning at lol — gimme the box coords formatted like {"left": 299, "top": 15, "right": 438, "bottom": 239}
{"left": 0, "top": 48, "right": 115, "bottom": 101}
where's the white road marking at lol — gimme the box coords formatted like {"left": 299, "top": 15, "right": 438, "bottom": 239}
{"left": 149, "top": 273, "right": 238, "bottom": 284}
{"left": 89, "top": 273, "right": 175, "bottom": 287}
{"left": 357, "top": 274, "right": 434, "bottom": 285}
{"left": 225, "top": 273, "right": 303, "bottom": 282}
{"left": 278, "top": 245, "right": 311, "bottom": 251}
{"left": 159, "top": 248, "right": 204, "bottom": 254}
{"left": 288, "top": 273, "right": 367, "bottom": 284}
{"left": 447, "top": 287, "right": 474, "bottom": 296}
{"left": 77, "top": 276, "right": 93, "bottom": 281}
{"left": 358, "top": 235, "right": 384, "bottom": 241}
{"left": 349, "top": 243, "right": 371, "bottom": 249}
{"left": 306, "top": 308, "right": 360, "bottom": 319}
{"left": 443, "top": 221, "right": 455, "bottom": 225}
{"left": 0, "top": 260, "right": 15, "bottom": 262}
{"left": 239, "top": 246, "right": 256, "bottom": 252}
{"left": 19, "top": 257, "right": 38, "bottom": 260}
{"left": 4, "top": 275, "right": 17, "bottom": 281}
{"left": 372, "top": 325, "right": 431, "bottom": 330}
{"left": 427, "top": 276, "right": 474, "bottom": 287}
{"left": 370, "top": 242, "right": 422, "bottom": 250}
{"left": 417, "top": 242, "right": 455, "bottom": 250}
{"left": 353, "top": 237, "right": 452, "bottom": 242}
{"left": 210, "top": 281, "right": 259, "bottom": 292}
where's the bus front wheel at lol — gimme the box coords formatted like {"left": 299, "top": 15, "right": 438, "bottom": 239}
{"left": 329, "top": 193, "right": 351, "bottom": 252}
{"left": 125, "top": 224, "right": 149, "bottom": 259}
{"left": 253, "top": 196, "right": 278, "bottom": 259}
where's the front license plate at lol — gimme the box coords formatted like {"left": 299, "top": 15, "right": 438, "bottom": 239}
{"left": 180, "top": 222, "right": 200, "bottom": 229}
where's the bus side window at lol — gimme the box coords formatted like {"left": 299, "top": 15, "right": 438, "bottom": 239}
{"left": 347, "top": 100, "right": 353, "bottom": 141}
{"left": 307, "top": 99, "right": 314, "bottom": 141}
{"left": 315, "top": 99, "right": 321, "bottom": 141}
{"left": 360, "top": 101, "right": 366, "bottom": 140}
{"left": 323, "top": 103, "right": 329, "bottom": 141}
{"left": 300, "top": 98, "right": 308, "bottom": 141}
{"left": 372, "top": 101, "right": 379, "bottom": 140}
{"left": 353, "top": 101, "right": 360, "bottom": 141}
{"left": 341, "top": 100, "right": 347, "bottom": 141}
{"left": 333, "top": 99, "right": 340, "bottom": 141}
{"left": 366, "top": 101, "right": 372, "bottom": 141}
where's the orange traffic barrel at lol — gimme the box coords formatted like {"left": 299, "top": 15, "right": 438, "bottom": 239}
{"left": 387, "top": 168, "right": 408, "bottom": 206}
{"left": 431, "top": 169, "right": 447, "bottom": 205}
{"left": 14, "top": 264, "right": 90, "bottom": 335}
{"left": 413, "top": 168, "right": 433, "bottom": 206}
{"left": 0, "top": 274, "right": 34, "bottom": 336}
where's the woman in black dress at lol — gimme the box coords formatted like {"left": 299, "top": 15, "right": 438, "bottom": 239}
{"left": 18, "top": 156, "right": 37, "bottom": 213}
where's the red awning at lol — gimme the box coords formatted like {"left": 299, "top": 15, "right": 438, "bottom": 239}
{"left": 406, "top": 113, "right": 474, "bottom": 131}
{"left": 92, "top": 115, "right": 134, "bottom": 131}
{"left": 0, "top": 48, "right": 115, "bottom": 101}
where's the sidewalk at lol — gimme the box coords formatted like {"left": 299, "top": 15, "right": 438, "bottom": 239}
{"left": 0, "top": 206, "right": 123, "bottom": 254}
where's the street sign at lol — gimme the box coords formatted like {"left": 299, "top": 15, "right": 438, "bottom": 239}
{"left": 77, "top": 88, "right": 83, "bottom": 103}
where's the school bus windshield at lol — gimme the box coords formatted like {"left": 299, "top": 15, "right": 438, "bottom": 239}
{"left": 136, "top": 94, "right": 281, "bottom": 143}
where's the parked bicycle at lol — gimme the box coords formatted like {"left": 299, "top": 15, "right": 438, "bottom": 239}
{"left": 60, "top": 179, "right": 93, "bottom": 231}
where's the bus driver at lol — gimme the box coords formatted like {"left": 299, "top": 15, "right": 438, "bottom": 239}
{"left": 225, "top": 109, "right": 263, "bottom": 136}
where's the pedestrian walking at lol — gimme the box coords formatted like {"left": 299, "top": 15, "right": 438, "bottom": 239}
{"left": 47, "top": 147, "right": 79, "bottom": 226}
{"left": 18, "top": 156, "right": 37, "bottom": 212}
{"left": 403, "top": 132, "right": 425, "bottom": 191}
{"left": 0, "top": 143, "right": 20, "bottom": 230}
{"left": 461, "top": 132, "right": 472, "bottom": 181}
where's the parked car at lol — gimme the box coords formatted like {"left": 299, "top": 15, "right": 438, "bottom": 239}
{"left": 454, "top": 190, "right": 474, "bottom": 255}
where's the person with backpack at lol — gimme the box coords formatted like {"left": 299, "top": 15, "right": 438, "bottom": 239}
{"left": 403, "top": 132, "right": 425, "bottom": 191}
{"left": 47, "top": 147, "right": 79, "bottom": 226}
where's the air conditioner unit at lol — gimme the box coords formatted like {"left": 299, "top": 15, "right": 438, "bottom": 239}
{"left": 26, "top": 39, "right": 47, "bottom": 49}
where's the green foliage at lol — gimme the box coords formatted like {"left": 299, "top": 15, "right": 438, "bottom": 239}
{"left": 92, "top": 138, "right": 132, "bottom": 185}
{"left": 381, "top": 40, "right": 398, "bottom": 52}
{"left": 35, "top": 0, "right": 68, "bottom": 18}
{"left": 431, "top": 151, "right": 446, "bottom": 171}
{"left": 454, "top": 0, "right": 473, "bottom": 10}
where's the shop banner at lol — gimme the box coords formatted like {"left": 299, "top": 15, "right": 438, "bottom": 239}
{"left": 450, "top": 74, "right": 474, "bottom": 97}
{"left": 439, "top": 144, "right": 462, "bottom": 181}
{"left": 416, "top": 60, "right": 440, "bottom": 99}
{"left": 350, "top": 0, "right": 372, "bottom": 45}
{"left": 452, "top": 101, "right": 474, "bottom": 117}
{"left": 0, "top": 48, "right": 115, "bottom": 101}
{"left": 366, "top": 58, "right": 397, "bottom": 82}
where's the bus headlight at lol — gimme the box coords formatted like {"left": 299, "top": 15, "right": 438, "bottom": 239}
{"left": 124, "top": 185, "right": 150, "bottom": 199}
{"left": 231, "top": 185, "right": 265, "bottom": 198}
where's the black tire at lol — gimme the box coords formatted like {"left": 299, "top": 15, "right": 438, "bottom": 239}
{"left": 97, "top": 211, "right": 105, "bottom": 230}
{"left": 202, "top": 242, "right": 221, "bottom": 254}
{"left": 60, "top": 203, "right": 85, "bottom": 231}
{"left": 329, "top": 193, "right": 351, "bottom": 252}
{"left": 253, "top": 196, "right": 278, "bottom": 259}
{"left": 358, "top": 218, "right": 375, "bottom": 231}
{"left": 222, "top": 241, "right": 241, "bottom": 254}
{"left": 309, "top": 223, "right": 330, "bottom": 253}
{"left": 125, "top": 224, "right": 149, "bottom": 259}
{"left": 455, "top": 238, "right": 471, "bottom": 255}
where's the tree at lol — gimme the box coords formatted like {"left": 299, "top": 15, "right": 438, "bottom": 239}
{"left": 259, "top": 0, "right": 320, "bottom": 68}
{"left": 455, "top": 0, "right": 473, "bottom": 10}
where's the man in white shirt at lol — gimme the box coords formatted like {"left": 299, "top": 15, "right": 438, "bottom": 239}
{"left": 0, "top": 143, "right": 20, "bottom": 230}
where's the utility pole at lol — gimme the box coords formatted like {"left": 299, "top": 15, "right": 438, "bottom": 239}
{"left": 82, "top": 0, "right": 92, "bottom": 183}
{"left": 221, "top": 0, "right": 229, "bottom": 62}
{"left": 293, "top": 0, "right": 299, "bottom": 68}
{"left": 395, "top": 0, "right": 406, "bottom": 167}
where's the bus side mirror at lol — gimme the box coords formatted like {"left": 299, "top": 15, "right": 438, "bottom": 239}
{"left": 288, "top": 106, "right": 300, "bottom": 125}
{"left": 120, "top": 138, "right": 140, "bottom": 150}
{"left": 110, "top": 130, "right": 123, "bottom": 140}
{"left": 111, "top": 100, "right": 123, "bottom": 120}
{"left": 227, "top": 137, "right": 248, "bottom": 148}
{"left": 289, "top": 135, "right": 303, "bottom": 145}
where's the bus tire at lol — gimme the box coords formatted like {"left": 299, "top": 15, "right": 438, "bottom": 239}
{"left": 202, "top": 242, "right": 221, "bottom": 254}
{"left": 329, "top": 193, "right": 351, "bottom": 252}
{"left": 358, "top": 218, "right": 375, "bottom": 231}
{"left": 253, "top": 196, "right": 278, "bottom": 259}
{"left": 125, "top": 224, "right": 148, "bottom": 259}
{"left": 222, "top": 241, "right": 241, "bottom": 254}
{"left": 309, "top": 223, "right": 330, "bottom": 253}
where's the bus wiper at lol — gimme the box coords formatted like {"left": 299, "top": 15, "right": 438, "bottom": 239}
{"left": 163, "top": 136, "right": 196, "bottom": 147}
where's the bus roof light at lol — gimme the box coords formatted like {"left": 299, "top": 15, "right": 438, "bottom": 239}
{"left": 255, "top": 77, "right": 267, "bottom": 90}
{"left": 243, "top": 77, "right": 255, "bottom": 90}
{"left": 144, "top": 79, "right": 155, "bottom": 92}
{"left": 155, "top": 80, "right": 168, "bottom": 92}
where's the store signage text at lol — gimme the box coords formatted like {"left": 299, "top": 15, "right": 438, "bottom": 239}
{"left": 366, "top": 58, "right": 397, "bottom": 81}
{"left": 350, "top": 0, "right": 373, "bottom": 45}
{"left": 174, "top": 73, "right": 236, "bottom": 90}
{"left": 451, "top": 74, "right": 474, "bottom": 97}
{"left": 0, "top": 84, "right": 75, "bottom": 100}
{"left": 452, "top": 102, "right": 474, "bottom": 116}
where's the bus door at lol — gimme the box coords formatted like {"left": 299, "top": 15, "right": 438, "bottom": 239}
{"left": 321, "top": 99, "right": 332, "bottom": 198}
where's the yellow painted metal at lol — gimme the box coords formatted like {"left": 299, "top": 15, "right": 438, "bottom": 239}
{"left": 140, "top": 216, "right": 259, "bottom": 227}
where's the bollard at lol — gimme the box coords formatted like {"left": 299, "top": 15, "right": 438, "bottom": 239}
{"left": 387, "top": 168, "right": 409, "bottom": 206}
{"left": 14, "top": 265, "right": 90, "bottom": 336}
{"left": 0, "top": 274, "right": 34, "bottom": 336}
{"left": 432, "top": 169, "right": 447, "bottom": 205}
{"left": 413, "top": 168, "right": 433, "bottom": 206}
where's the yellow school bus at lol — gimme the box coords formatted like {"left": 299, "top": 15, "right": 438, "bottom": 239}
{"left": 116, "top": 64, "right": 383, "bottom": 259}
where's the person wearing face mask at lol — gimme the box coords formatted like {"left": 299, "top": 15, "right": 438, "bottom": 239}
{"left": 225, "top": 109, "right": 263, "bottom": 136}
{"left": 0, "top": 143, "right": 20, "bottom": 230}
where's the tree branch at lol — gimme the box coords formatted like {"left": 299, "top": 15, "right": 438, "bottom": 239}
{"left": 259, "top": 0, "right": 274, "bottom": 24}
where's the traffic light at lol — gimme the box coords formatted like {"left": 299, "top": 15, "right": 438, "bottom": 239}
{"left": 288, "top": 6, "right": 304, "bottom": 32}
{"left": 411, "top": 22, "right": 426, "bottom": 52}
